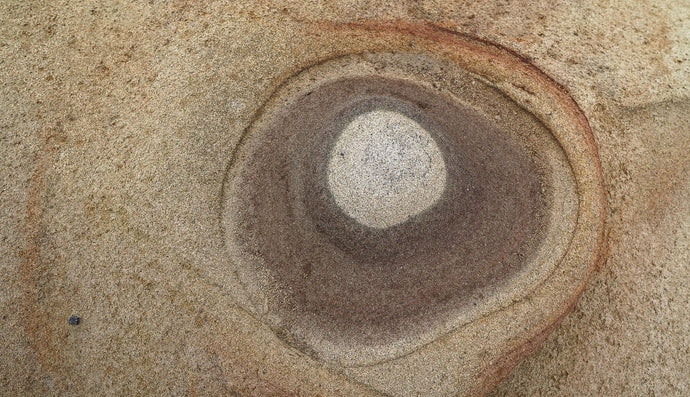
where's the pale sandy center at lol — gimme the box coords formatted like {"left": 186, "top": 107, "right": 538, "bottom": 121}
{"left": 327, "top": 110, "right": 447, "bottom": 228}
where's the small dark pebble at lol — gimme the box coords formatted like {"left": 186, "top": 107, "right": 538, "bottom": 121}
{"left": 68, "top": 315, "right": 80, "bottom": 325}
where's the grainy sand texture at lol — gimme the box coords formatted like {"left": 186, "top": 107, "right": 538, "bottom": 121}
{"left": 1, "top": 1, "right": 688, "bottom": 396}
{"left": 327, "top": 109, "right": 447, "bottom": 229}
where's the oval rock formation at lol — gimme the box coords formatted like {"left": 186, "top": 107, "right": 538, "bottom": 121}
{"left": 220, "top": 50, "right": 593, "bottom": 368}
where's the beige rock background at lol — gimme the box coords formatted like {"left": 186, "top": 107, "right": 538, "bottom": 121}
{"left": 1, "top": 1, "right": 688, "bottom": 395}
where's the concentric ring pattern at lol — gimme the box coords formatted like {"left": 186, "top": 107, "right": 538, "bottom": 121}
{"left": 221, "top": 52, "right": 582, "bottom": 365}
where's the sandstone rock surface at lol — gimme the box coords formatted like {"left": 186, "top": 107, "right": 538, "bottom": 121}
{"left": 1, "top": 1, "right": 688, "bottom": 396}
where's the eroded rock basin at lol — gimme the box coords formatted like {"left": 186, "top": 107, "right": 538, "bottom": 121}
{"left": 221, "top": 53, "right": 579, "bottom": 365}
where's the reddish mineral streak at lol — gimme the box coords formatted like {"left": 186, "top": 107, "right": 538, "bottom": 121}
{"left": 21, "top": 122, "right": 69, "bottom": 386}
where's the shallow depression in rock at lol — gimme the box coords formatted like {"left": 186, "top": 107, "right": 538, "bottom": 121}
{"left": 327, "top": 109, "right": 447, "bottom": 228}
{"left": 223, "top": 72, "right": 554, "bottom": 353}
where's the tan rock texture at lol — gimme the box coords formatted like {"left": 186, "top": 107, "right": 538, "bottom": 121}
{"left": 1, "top": 1, "right": 688, "bottom": 396}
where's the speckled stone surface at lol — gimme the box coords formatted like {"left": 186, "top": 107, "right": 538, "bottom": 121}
{"left": 1, "top": 1, "right": 688, "bottom": 396}
{"left": 327, "top": 109, "right": 447, "bottom": 229}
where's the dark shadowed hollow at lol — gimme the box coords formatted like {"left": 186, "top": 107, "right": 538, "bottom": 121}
{"left": 222, "top": 70, "right": 559, "bottom": 359}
